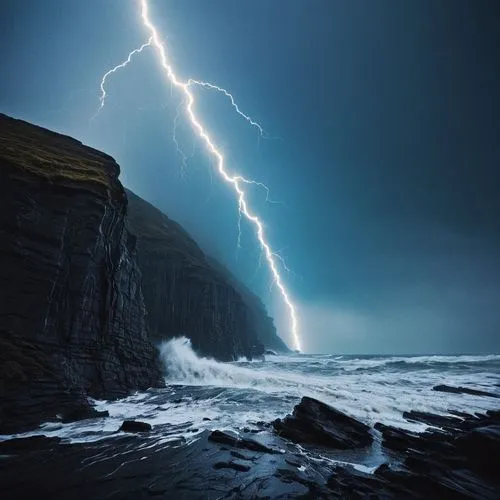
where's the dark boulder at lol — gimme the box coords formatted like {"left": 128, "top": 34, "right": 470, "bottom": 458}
{"left": 119, "top": 420, "right": 152, "bottom": 433}
{"left": 273, "top": 396, "right": 373, "bottom": 449}
{"left": 433, "top": 384, "right": 498, "bottom": 398}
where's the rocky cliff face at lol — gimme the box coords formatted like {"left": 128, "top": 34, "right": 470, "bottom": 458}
{"left": 0, "top": 114, "right": 163, "bottom": 433}
{"left": 125, "top": 190, "right": 288, "bottom": 360}
{"left": 205, "top": 256, "right": 290, "bottom": 353}
{"left": 0, "top": 113, "right": 288, "bottom": 432}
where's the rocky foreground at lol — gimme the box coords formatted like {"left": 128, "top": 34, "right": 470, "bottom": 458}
{"left": 0, "top": 395, "right": 499, "bottom": 499}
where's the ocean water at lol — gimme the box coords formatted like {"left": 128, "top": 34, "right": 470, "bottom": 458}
{"left": 4, "top": 338, "right": 500, "bottom": 452}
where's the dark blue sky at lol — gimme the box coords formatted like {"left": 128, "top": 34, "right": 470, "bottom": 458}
{"left": 2, "top": 0, "right": 500, "bottom": 353}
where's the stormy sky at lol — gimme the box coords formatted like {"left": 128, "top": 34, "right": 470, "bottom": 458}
{"left": 2, "top": 0, "right": 499, "bottom": 354}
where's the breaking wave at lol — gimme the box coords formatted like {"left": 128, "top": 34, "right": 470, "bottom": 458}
{"left": 159, "top": 337, "right": 262, "bottom": 386}
{"left": 4, "top": 337, "right": 498, "bottom": 446}
{"left": 158, "top": 337, "right": 336, "bottom": 395}
{"left": 157, "top": 337, "right": 500, "bottom": 431}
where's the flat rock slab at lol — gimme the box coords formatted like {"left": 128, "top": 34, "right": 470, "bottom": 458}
{"left": 208, "top": 430, "right": 280, "bottom": 454}
{"left": 213, "top": 460, "right": 251, "bottom": 472}
{"left": 433, "top": 384, "right": 499, "bottom": 398}
{"left": 403, "top": 410, "right": 465, "bottom": 430}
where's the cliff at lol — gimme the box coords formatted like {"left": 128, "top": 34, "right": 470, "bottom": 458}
{"left": 0, "top": 114, "right": 163, "bottom": 433}
{"left": 125, "top": 190, "right": 288, "bottom": 360}
{"left": 205, "top": 256, "right": 290, "bottom": 353}
{"left": 0, "top": 113, "right": 288, "bottom": 433}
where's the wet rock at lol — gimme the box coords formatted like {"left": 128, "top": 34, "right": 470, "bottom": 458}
{"left": 329, "top": 455, "right": 500, "bottom": 499}
{"left": 375, "top": 422, "right": 454, "bottom": 455}
{"left": 119, "top": 420, "right": 152, "bottom": 433}
{"left": 0, "top": 436, "right": 61, "bottom": 453}
{"left": 253, "top": 420, "right": 270, "bottom": 428}
{"left": 374, "top": 463, "right": 391, "bottom": 476}
{"left": 285, "top": 457, "right": 303, "bottom": 468}
{"left": 456, "top": 425, "right": 500, "bottom": 477}
{"left": 213, "top": 460, "right": 251, "bottom": 472}
{"left": 486, "top": 409, "right": 500, "bottom": 420}
{"left": 1, "top": 412, "right": 500, "bottom": 499}
{"left": 448, "top": 410, "right": 478, "bottom": 419}
{"left": 274, "top": 467, "right": 331, "bottom": 498}
{"left": 403, "top": 410, "right": 464, "bottom": 430}
{"left": 208, "top": 430, "right": 279, "bottom": 454}
{"left": 371, "top": 411, "right": 500, "bottom": 498}
{"left": 61, "top": 405, "right": 109, "bottom": 424}
{"left": 273, "top": 396, "right": 373, "bottom": 449}
{"left": 433, "top": 384, "right": 499, "bottom": 398}
{"left": 230, "top": 450, "right": 254, "bottom": 461}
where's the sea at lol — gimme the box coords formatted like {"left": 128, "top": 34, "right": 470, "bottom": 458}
{"left": 3, "top": 337, "right": 500, "bottom": 469}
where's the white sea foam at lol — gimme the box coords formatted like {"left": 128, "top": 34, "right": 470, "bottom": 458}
{"left": 2, "top": 337, "right": 499, "bottom": 448}
{"left": 158, "top": 337, "right": 500, "bottom": 429}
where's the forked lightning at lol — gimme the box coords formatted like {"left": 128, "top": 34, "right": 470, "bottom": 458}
{"left": 93, "top": 0, "right": 302, "bottom": 352}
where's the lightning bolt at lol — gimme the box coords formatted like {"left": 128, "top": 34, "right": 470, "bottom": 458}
{"left": 235, "top": 176, "right": 282, "bottom": 205}
{"left": 172, "top": 98, "right": 190, "bottom": 178}
{"left": 187, "top": 79, "right": 267, "bottom": 138}
{"left": 234, "top": 176, "right": 281, "bottom": 257}
{"left": 91, "top": 37, "right": 152, "bottom": 122}
{"left": 140, "top": 0, "right": 301, "bottom": 352}
{"left": 94, "top": 0, "right": 302, "bottom": 352}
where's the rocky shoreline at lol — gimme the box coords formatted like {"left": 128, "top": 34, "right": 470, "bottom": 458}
{"left": 1, "top": 394, "right": 498, "bottom": 499}
{"left": 0, "top": 113, "right": 287, "bottom": 434}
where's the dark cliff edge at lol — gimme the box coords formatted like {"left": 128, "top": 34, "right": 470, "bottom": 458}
{"left": 125, "top": 189, "right": 289, "bottom": 361}
{"left": 0, "top": 114, "right": 163, "bottom": 434}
